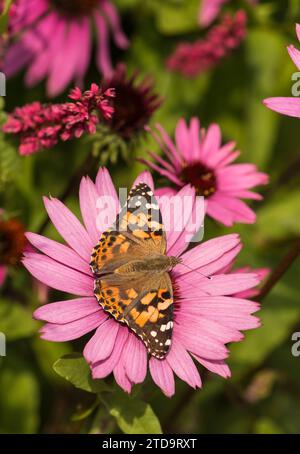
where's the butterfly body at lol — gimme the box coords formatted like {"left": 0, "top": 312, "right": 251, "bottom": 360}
{"left": 90, "top": 182, "right": 179, "bottom": 359}
{"left": 115, "top": 255, "right": 180, "bottom": 275}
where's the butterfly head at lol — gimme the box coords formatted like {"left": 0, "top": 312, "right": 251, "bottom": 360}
{"left": 168, "top": 255, "right": 182, "bottom": 270}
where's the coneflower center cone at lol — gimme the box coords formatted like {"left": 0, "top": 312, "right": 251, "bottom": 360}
{"left": 0, "top": 219, "right": 26, "bottom": 266}
{"left": 181, "top": 162, "right": 217, "bottom": 197}
{"left": 50, "top": 0, "right": 99, "bottom": 16}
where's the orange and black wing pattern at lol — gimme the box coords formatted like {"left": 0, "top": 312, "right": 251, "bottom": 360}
{"left": 90, "top": 182, "right": 166, "bottom": 275}
{"left": 94, "top": 273, "right": 174, "bottom": 359}
{"left": 90, "top": 182, "right": 173, "bottom": 359}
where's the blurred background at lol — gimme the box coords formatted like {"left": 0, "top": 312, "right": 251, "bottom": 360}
{"left": 1, "top": 0, "right": 300, "bottom": 434}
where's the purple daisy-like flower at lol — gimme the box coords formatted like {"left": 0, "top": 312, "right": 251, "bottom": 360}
{"left": 141, "top": 117, "right": 268, "bottom": 226}
{"left": 24, "top": 167, "right": 262, "bottom": 397}
{"left": 3, "top": 0, "right": 129, "bottom": 96}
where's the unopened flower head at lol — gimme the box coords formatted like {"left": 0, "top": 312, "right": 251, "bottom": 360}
{"left": 102, "top": 64, "right": 162, "bottom": 140}
{"left": 0, "top": 214, "right": 28, "bottom": 287}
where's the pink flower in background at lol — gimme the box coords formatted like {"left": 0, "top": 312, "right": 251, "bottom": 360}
{"left": 2, "top": 0, "right": 129, "bottom": 96}
{"left": 24, "top": 166, "right": 261, "bottom": 396}
{"left": 263, "top": 24, "right": 300, "bottom": 119}
{"left": 216, "top": 261, "right": 269, "bottom": 299}
{"left": 199, "top": 0, "right": 259, "bottom": 27}
{"left": 199, "top": 0, "right": 228, "bottom": 27}
{"left": 0, "top": 211, "right": 49, "bottom": 297}
{"left": 232, "top": 267, "right": 269, "bottom": 299}
{"left": 141, "top": 117, "right": 268, "bottom": 226}
{"left": 0, "top": 215, "right": 28, "bottom": 287}
{"left": 0, "top": 266, "right": 7, "bottom": 286}
{"left": 167, "top": 11, "right": 247, "bottom": 78}
{"left": 3, "top": 83, "right": 115, "bottom": 155}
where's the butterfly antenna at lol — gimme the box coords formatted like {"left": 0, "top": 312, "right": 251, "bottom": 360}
{"left": 179, "top": 261, "right": 212, "bottom": 280}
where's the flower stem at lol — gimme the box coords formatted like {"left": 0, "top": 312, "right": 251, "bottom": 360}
{"left": 258, "top": 237, "right": 300, "bottom": 301}
{"left": 38, "top": 151, "right": 98, "bottom": 235}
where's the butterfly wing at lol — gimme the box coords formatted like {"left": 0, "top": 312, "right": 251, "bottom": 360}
{"left": 94, "top": 271, "right": 174, "bottom": 359}
{"left": 116, "top": 182, "right": 166, "bottom": 253}
{"left": 90, "top": 183, "right": 166, "bottom": 275}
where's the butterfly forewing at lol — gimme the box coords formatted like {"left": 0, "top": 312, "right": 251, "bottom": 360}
{"left": 115, "top": 182, "right": 166, "bottom": 253}
{"left": 90, "top": 183, "right": 166, "bottom": 275}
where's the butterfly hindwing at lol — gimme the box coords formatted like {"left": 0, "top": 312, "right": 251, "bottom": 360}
{"left": 94, "top": 272, "right": 173, "bottom": 358}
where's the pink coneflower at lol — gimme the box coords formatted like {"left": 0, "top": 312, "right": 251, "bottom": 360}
{"left": 199, "top": 0, "right": 259, "bottom": 27}
{"left": 0, "top": 217, "right": 27, "bottom": 266}
{"left": 167, "top": 11, "right": 247, "bottom": 78}
{"left": 264, "top": 24, "right": 300, "bottom": 119}
{"left": 217, "top": 264, "right": 269, "bottom": 300}
{"left": 0, "top": 216, "right": 27, "bottom": 286}
{"left": 2, "top": 0, "right": 129, "bottom": 96}
{"left": 2, "top": 83, "right": 115, "bottom": 155}
{"left": 141, "top": 117, "right": 268, "bottom": 226}
{"left": 23, "top": 166, "right": 262, "bottom": 396}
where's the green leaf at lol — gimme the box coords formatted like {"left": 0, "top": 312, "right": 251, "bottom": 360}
{"left": 0, "top": 299, "right": 37, "bottom": 341}
{"left": 53, "top": 353, "right": 110, "bottom": 393}
{"left": 103, "top": 391, "right": 162, "bottom": 434}
{"left": 71, "top": 400, "right": 99, "bottom": 422}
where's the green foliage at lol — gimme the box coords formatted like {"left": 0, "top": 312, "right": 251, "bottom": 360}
{"left": 53, "top": 353, "right": 162, "bottom": 434}
{"left": 0, "top": 101, "right": 21, "bottom": 191}
{"left": 0, "top": 299, "right": 37, "bottom": 341}
{"left": 53, "top": 353, "right": 110, "bottom": 393}
{"left": 103, "top": 392, "right": 162, "bottom": 434}
{"left": 1, "top": 0, "right": 300, "bottom": 436}
{"left": 230, "top": 264, "right": 300, "bottom": 378}
{"left": 257, "top": 189, "right": 300, "bottom": 239}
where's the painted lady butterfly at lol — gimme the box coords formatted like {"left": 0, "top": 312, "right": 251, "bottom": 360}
{"left": 90, "top": 183, "right": 181, "bottom": 359}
